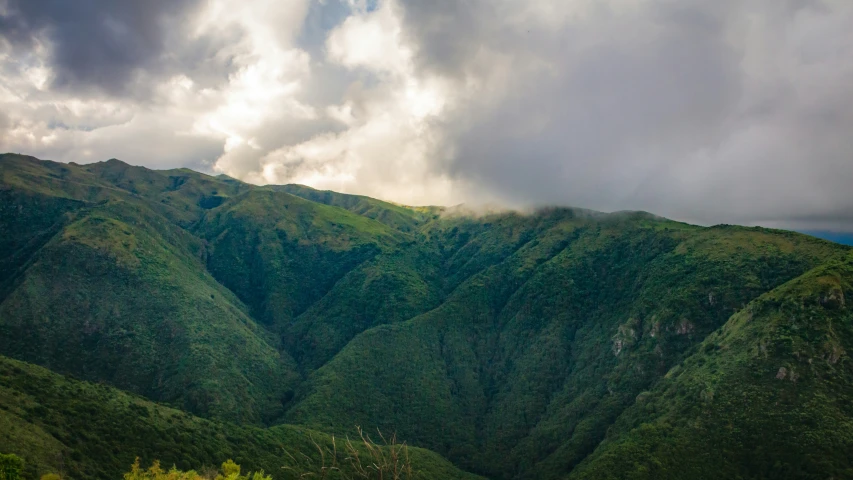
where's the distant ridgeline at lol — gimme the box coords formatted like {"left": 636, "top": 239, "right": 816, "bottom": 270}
{"left": 0, "top": 153, "right": 852, "bottom": 480}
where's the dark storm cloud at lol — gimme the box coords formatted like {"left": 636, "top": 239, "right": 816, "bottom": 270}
{"left": 448, "top": 2, "right": 740, "bottom": 206}
{"left": 396, "top": 0, "right": 486, "bottom": 77}
{"left": 396, "top": 0, "right": 853, "bottom": 230}
{"left": 0, "top": 0, "right": 205, "bottom": 96}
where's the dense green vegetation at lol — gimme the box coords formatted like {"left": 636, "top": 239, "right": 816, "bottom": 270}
{"left": 570, "top": 253, "right": 853, "bottom": 479}
{"left": 0, "top": 453, "right": 24, "bottom": 480}
{"left": 285, "top": 214, "right": 850, "bottom": 478}
{"left": 0, "top": 356, "right": 480, "bottom": 480}
{"left": 1, "top": 153, "right": 852, "bottom": 479}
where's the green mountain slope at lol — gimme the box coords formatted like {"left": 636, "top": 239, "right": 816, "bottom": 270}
{"left": 0, "top": 155, "right": 299, "bottom": 424}
{"left": 199, "top": 188, "right": 405, "bottom": 330}
{"left": 2, "top": 153, "right": 852, "bottom": 480}
{"left": 284, "top": 246, "right": 444, "bottom": 370}
{"left": 0, "top": 199, "right": 299, "bottom": 424}
{"left": 0, "top": 355, "right": 481, "bottom": 480}
{"left": 569, "top": 254, "right": 853, "bottom": 480}
{"left": 286, "top": 213, "right": 850, "bottom": 478}
{"left": 197, "top": 188, "right": 448, "bottom": 372}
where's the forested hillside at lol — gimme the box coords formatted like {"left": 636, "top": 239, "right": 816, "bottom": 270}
{"left": 570, "top": 255, "right": 853, "bottom": 479}
{"left": 1, "top": 154, "right": 851, "bottom": 479}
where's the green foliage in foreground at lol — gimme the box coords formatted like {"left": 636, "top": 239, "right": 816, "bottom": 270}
{"left": 123, "top": 458, "right": 270, "bottom": 480}
{"left": 124, "top": 441, "right": 422, "bottom": 480}
{"left": 0, "top": 356, "right": 481, "bottom": 480}
{"left": 0, "top": 453, "right": 24, "bottom": 480}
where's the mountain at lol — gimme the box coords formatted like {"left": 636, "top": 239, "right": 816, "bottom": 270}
{"left": 570, "top": 255, "right": 853, "bottom": 479}
{"left": 1, "top": 153, "right": 851, "bottom": 479}
{"left": 0, "top": 155, "right": 298, "bottom": 425}
{"left": 283, "top": 214, "right": 849, "bottom": 478}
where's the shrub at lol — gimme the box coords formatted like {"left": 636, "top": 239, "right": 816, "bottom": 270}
{"left": 0, "top": 454, "right": 24, "bottom": 480}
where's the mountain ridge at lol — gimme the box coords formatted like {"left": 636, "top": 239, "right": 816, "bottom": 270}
{"left": 1, "top": 153, "right": 852, "bottom": 479}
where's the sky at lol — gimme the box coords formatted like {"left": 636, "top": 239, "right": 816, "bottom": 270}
{"left": 1, "top": 0, "right": 852, "bottom": 231}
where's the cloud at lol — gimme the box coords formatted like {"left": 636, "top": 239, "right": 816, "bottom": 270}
{"left": 0, "top": 0, "right": 210, "bottom": 97}
{"left": 393, "top": 0, "right": 853, "bottom": 228}
{"left": 243, "top": 0, "right": 465, "bottom": 205}
{"left": 0, "top": 0, "right": 325, "bottom": 171}
{"left": 427, "top": 1, "right": 741, "bottom": 205}
{"left": 1, "top": 0, "right": 852, "bottom": 229}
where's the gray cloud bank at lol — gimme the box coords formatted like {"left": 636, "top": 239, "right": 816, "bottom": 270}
{"left": 1, "top": 0, "right": 852, "bottom": 230}
{"left": 0, "top": 0, "right": 211, "bottom": 96}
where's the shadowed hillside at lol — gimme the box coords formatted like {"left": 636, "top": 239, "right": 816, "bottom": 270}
{"left": 0, "top": 356, "right": 481, "bottom": 480}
